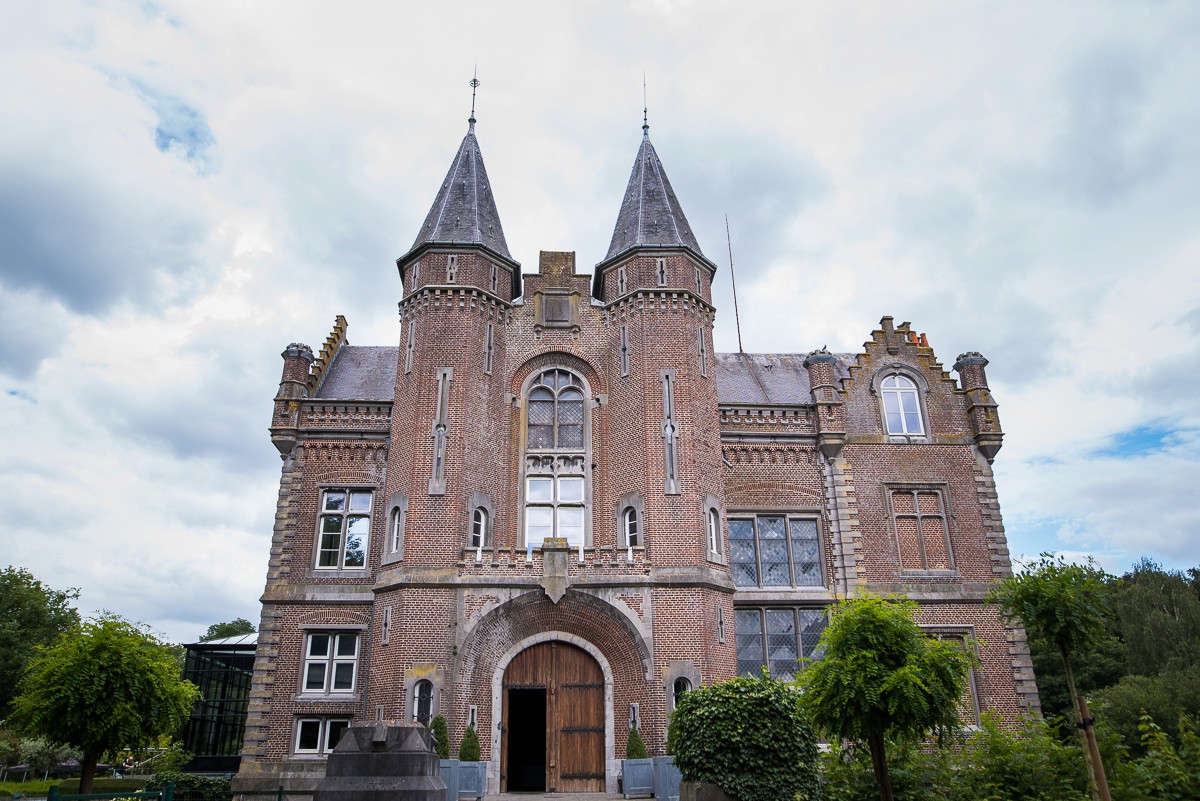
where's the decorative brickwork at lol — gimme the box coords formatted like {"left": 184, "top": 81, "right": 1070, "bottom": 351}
{"left": 234, "top": 121, "right": 1037, "bottom": 800}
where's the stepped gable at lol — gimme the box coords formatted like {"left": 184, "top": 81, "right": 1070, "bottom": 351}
{"left": 314, "top": 346, "right": 399, "bottom": 401}
{"left": 400, "top": 123, "right": 512, "bottom": 262}
{"left": 715, "top": 352, "right": 853, "bottom": 405}
{"left": 603, "top": 128, "right": 707, "bottom": 262}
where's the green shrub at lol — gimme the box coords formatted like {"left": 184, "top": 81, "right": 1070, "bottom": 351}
{"left": 668, "top": 672, "right": 820, "bottom": 801}
{"left": 819, "top": 713, "right": 1088, "bottom": 801}
{"left": 625, "top": 725, "right": 648, "bottom": 760}
{"left": 145, "top": 771, "right": 230, "bottom": 801}
{"left": 1110, "top": 714, "right": 1200, "bottom": 801}
{"left": 458, "top": 724, "right": 481, "bottom": 762}
{"left": 429, "top": 715, "right": 450, "bottom": 760}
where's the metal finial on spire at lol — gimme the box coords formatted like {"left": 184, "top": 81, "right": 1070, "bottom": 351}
{"left": 469, "top": 67, "right": 480, "bottom": 133}
{"left": 642, "top": 74, "right": 649, "bottom": 138}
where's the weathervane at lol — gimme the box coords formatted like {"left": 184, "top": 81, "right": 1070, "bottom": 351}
{"left": 642, "top": 74, "right": 649, "bottom": 137}
{"left": 469, "top": 67, "right": 480, "bottom": 132}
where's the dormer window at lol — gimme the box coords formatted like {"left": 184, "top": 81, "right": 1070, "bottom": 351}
{"left": 881, "top": 374, "right": 924, "bottom": 436}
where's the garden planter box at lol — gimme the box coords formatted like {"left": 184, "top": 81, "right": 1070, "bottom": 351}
{"left": 623, "top": 757, "right": 655, "bottom": 798}
{"left": 653, "top": 756, "right": 682, "bottom": 801}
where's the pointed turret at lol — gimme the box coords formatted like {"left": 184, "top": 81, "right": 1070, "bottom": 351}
{"left": 603, "top": 127, "right": 706, "bottom": 262}
{"left": 595, "top": 122, "right": 715, "bottom": 300}
{"left": 397, "top": 118, "right": 520, "bottom": 298}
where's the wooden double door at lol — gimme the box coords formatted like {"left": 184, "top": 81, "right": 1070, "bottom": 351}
{"left": 501, "top": 641, "right": 605, "bottom": 793}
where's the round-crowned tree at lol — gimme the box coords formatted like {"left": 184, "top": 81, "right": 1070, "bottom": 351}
{"left": 667, "top": 671, "right": 820, "bottom": 801}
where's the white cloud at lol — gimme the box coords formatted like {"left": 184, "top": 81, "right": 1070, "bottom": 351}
{"left": 2, "top": 0, "right": 1199, "bottom": 640}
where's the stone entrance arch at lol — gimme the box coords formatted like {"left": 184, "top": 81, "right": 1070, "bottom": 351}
{"left": 493, "top": 633, "right": 612, "bottom": 794}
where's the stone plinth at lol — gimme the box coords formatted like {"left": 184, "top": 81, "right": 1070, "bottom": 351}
{"left": 314, "top": 722, "right": 447, "bottom": 801}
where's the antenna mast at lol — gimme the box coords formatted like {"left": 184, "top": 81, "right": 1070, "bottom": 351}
{"left": 726, "top": 214, "right": 745, "bottom": 353}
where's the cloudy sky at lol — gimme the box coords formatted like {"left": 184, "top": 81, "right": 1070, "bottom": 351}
{"left": 2, "top": 1, "right": 1197, "bottom": 643}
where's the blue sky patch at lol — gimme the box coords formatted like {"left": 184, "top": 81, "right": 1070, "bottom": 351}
{"left": 1093, "top": 423, "right": 1177, "bottom": 458}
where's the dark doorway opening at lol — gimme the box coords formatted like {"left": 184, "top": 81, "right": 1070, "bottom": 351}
{"left": 506, "top": 688, "right": 547, "bottom": 792}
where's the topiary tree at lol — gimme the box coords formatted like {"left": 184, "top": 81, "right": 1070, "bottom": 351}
{"left": 625, "top": 724, "right": 648, "bottom": 760}
{"left": 668, "top": 671, "right": 820, "bottom": 801}
{"left": 458, "top": 723, "right": 481, "bottom": 762}
{"left": 429, "top": 714, "right": 450, "bottom": 759}
{"left": 799, "top": 595, "right": 974, "bottom": 801}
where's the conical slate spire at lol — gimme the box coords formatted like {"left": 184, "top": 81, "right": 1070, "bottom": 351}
{"left": 604, "top": 132, "right": 705, "bottom": 261}
{"left": 407, "top": 126, "right": 512, "bottom": 261}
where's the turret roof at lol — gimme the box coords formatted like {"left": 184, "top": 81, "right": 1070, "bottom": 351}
{"left": 604, "top": 130, "right": 706, "bottom": 263}
{"left": 402, "top": 123, "right": 512, "bottom": 262}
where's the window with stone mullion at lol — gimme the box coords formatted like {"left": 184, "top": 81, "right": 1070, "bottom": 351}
{"left": 735, "top": 607, "right": 828, "bottom": 679}
{"left": 729, "top": 515, "right": 823, "bottom": 588}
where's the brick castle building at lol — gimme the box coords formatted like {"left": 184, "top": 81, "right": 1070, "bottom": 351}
{"left": 232, "top": 111, "right": 1039, "bottom": 798}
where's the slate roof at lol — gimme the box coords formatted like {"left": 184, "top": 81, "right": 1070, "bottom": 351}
{"left": 715, "top": 352, "right": 854, "bottom": 406}
{"left": 314, "top": 346, "right": 398, "bottom": 401}
{"left": 604, "top": 129, "right": 707, "bottom": 262}
{"left": 402, "top": 124, "right": 512, "bottom": 261}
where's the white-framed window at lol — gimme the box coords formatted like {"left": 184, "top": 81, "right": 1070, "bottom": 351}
{"left": 622, "top": 507, "right": 640, "bottom": 547}
{"left": 707, "top": 507, "right": 722, "bottom": 557}
{"left": 735, "top": 607, "right": 827, "bottom": 680}
{"left": 390, "top": 508, "right": 404, "bottom": 554}
{"left": 729, "top": 514, "right": 822, "bottom": 588}
{"left": 890, "top": 487, "right": 953, "bottom": 572}
{"left": 523, "top": 368, "right": 589, "bottom": 549}
{"left": 881, "top": 374, "right": 924, "bottom": 435}
{"left": 303, "top": 632, "right": 359, "bottom": 693}
{"left": 471, "top": 507, "right": 489, "bottom": 548}
{"left": 295, "top": 717, "right": 351, "bottom": 755}
{"left": 316, "top": 489, "right": 371, "bottom": 569}
{"left": 413, "top": 680, "right": 434, "bottom": 725}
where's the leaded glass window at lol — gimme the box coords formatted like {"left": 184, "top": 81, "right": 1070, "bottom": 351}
{"left": 729, "top": 515, "right": 822, "bottom": 588}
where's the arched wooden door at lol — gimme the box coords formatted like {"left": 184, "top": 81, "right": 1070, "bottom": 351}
{"left": 501, "top": 641, "right": 605, "bottom": 793}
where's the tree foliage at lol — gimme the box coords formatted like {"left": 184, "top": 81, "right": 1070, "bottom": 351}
{"left": 988, "top": 554, "right": 1112, "bottom": 659}
{"left": 799, "top": 595, "right": 973, "bottom": 801}
{"left": 820, "top": 713, "right": 1088, "bottom": 801}
{"left": 7, "top": 615, "right": 199, "bottom": 794}
{"left": 198, "top": 618, "right": 256, "bottom": 642}
{"left": 668, "top": 671, "right": 820, "bottom": 801}
{"left": 1109, "top": 715, "right": 1200, "bottom": 801}
{"left": 458, "top": 724, "right": 480, "bottom": 762}
{"left": 0, "top": 566, "right": 80, "bottom": 716}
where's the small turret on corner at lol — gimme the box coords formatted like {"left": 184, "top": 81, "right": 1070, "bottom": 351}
{"left": 953, "top": 351, "right": 1003, "bottom": 462}
{"left": 271, "top": 342, "right": 314, "bottom": 457}
{"left": 803, "top": 347, "right": 847, "bottom": 459}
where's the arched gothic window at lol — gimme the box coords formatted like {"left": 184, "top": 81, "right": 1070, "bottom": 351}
{"left": 622, "top": 507, "right": 640, "bottom": 548}
{"left": 413, "top": 680, "right": 433, "bottom": 726}
{"left": 881, "top": 374, "right": 924, "bottom": 435}
{"left": 471, "top": 507, "right": 489, "bottom": 548}
{"left": 673, "top": 677, "right": 691, "bottom": 708}
{"left": 524, "top": 368, "right": 589, "bottom": 548}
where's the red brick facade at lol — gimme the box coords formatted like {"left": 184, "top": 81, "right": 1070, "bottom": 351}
{"left": 232, "top": 127, "right": 1038, "bottom": 799}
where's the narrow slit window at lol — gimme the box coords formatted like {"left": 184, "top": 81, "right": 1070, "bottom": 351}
{"left": 446, "top": 254, "right": 458, "bottom": 283}
{"left": 484, "top": 323, "right": 494, "bottom": 375}
{"left": 656, "top": 258, "right": 667, "bottom": 286}
{"left": 620, "top": 325, "right": 629, "bottom": 376}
